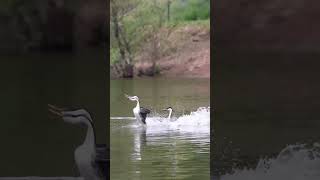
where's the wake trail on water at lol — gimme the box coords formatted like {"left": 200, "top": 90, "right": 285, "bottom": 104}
{"left": 110, "top": 117, "right": 136, "bottom": 120}
{"left": 133, "top": 107, "right": 210, "bottom": 133}
{"left": 221, "top": 143, "right": 320, "bottom": 180}
{"left": 111, "top": 107, "right": 210, "bottom": 133}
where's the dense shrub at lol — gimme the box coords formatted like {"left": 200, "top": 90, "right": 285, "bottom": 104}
{"left": 171, "top": 0, "right": 210, "bottom": 21}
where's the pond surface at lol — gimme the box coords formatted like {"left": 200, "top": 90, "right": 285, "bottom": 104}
{"left": 110, "top": 78, "right": 210, "bottom": 180}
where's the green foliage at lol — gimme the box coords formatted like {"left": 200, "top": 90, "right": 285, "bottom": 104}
{"left": 110, "top": 48, "right": 120, "bottom": 64}
{"left": 110, "top": 0, "right": 210, "bottom": 65}
{"left": 121, "top": 1, "right": 165, "bottom": 53}
{"left": 171, "top": 0, "right": 210, "bottom": 21}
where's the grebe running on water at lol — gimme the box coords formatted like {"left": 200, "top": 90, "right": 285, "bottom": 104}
{"left": 125, "top": 94, "right": 151, "bottom": 125}
{"left": 162, "top": 107, "right": 173, "bottom": 119}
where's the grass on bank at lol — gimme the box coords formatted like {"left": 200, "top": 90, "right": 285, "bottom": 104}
{"left": 170, "top": 0, "right": 210, "bottom": 22}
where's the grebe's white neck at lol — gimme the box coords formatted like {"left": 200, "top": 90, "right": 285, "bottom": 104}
{"left": 135, "top": 99, "right": 140, "bottom": 109}
{"left": 59, "top": 109, "right": 96, "bottom": 151}
{"left": 83, "top": 120, "right": 96, "bottom": 150}
{"left": 168, "top": 109, "right": 172, "bottom": 119}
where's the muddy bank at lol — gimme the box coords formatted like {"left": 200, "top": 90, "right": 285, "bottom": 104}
{"left": 135, "top": 24, "right": 210, "bottom": 78}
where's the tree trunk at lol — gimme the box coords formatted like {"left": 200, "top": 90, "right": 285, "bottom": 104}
{"left": 123, "top": 64, "right": 133, "bottom": 78}
{"left": 167, "top": 1, "right": 171, "bottom": 22}
{"left": 111, "top": 3, "right": 134, "bottom": 78}
{"left": 112, "top": 11, "right": 126, "bottom": 64}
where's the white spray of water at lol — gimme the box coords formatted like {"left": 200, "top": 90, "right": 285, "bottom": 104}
{"left": 221, "top": 143, "right": 320, "bottom": 180}
{"left": 144, "top": 107, "right": 210, "bottom": 133}
{"left": 110, "top": 117, "right": 136, "bottom": 120}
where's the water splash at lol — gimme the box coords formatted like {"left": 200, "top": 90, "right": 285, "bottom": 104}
{"left": 221, "top": 143, "right": 320, "bottom": 180}
{"left": 143, "top": 107, "right": 210, "bottom": 134}
{"left": 111, "top": 107, "right": 210, "bottom": 134}
{"left": 110, "top": 117, "right": 136, "bottom": 120}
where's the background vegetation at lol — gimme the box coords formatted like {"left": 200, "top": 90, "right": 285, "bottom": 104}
{"left": 0, "top": 0, "right": 106, "bottom": 53}
{"left": 110, "top": 0, "right": 210, "bottom": 78}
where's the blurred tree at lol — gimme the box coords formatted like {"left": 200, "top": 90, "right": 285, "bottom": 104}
{"left": 110, "top": 0, "right": 210, "bottom": 78}
{"left": 110, "top": 0, "right": 139, "bottom": 78}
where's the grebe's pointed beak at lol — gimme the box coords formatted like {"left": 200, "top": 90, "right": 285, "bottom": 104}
{"left": 125, "top": 94, "right": 131, "bottom": 99}
{"left": 48, "top": 104, "right": 64, "bottom": 117}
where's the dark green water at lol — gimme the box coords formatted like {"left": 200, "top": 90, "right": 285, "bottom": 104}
{"left": 110, "top": 78, "right": 210, "bottom": 180}
{"left": 0, "top": 53, "right": 108, "bottom": 177}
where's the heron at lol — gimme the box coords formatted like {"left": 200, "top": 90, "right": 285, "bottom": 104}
{"left": 48, "top": 104, "right": 108, "bottom": 180}
{"left": 162, "top": 107, "right": 173, "bottom": 119}
{"left": 125, "top": 94, "right": 151, "bottom": 125}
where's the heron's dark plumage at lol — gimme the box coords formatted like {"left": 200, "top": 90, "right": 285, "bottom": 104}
{"left": 139, "top": 107, "right": 150, "bottom": 124}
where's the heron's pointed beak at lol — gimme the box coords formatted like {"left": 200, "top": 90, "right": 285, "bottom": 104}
{"left": 48, "top": 104, "right": 63, "bottom": 117}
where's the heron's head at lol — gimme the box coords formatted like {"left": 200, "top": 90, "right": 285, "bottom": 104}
{"left": 125, "top": 94, "right": 139, "bottom": 101}
{"left": 48, "top": 104, "right": 93, "bottom": 126}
